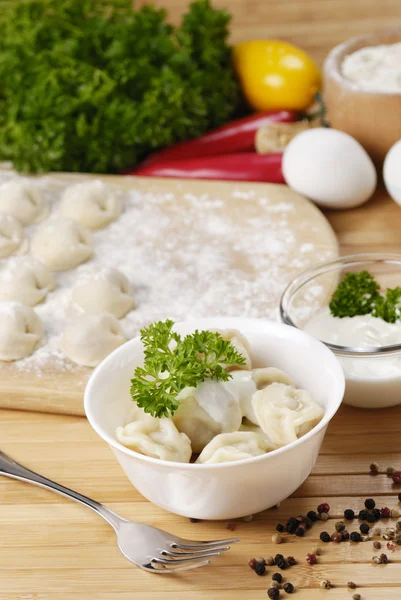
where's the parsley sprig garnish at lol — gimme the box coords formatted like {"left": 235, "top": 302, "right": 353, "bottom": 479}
{"left": 330, "top": 270, "right": 401, "bottom": 323}
{"left": 130, "top": 320, "right": 246, "bottom": 418}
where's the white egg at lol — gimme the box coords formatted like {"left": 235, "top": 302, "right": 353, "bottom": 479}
{"left": 283, "top": 128, "right": 377, "bottom": 209}
{"left": 383, "top": 139, "right": 401, "bottom": 205}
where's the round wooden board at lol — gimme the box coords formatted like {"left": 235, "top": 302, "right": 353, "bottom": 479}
{"left": 0, "top": 175, "right": 338, "bottom": 416}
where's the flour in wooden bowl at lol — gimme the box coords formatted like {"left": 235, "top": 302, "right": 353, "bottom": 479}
{"left": 342, "top": 41, "right": 401, "bottom": 93}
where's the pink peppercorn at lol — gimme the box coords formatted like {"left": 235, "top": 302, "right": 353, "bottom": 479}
{"left": 393, "top": 472, "right": 401, "bottom": 485}
{"left": 381, "top": 507, "right": 391, "bottom": 518}
{"left": 317, "top": 503, "right": 330, "bottom": 514}
{"left": 387, "top": 542, "right": 396, "bottom": 552}
{"left": 306, "top": 553, "right": 317, "bottom": 565}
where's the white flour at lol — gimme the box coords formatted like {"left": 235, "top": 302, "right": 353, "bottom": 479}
{"left": 0, "top": 170, "right": 336, "bottom": 378}
{"left": 341, "top": 41, "right": 401, "bottom": 93}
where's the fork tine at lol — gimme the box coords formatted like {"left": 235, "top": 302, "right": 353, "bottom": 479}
{"left": 162, "top": 546, "right": 230, "bottom": 558}
{"left": 153, "top": 551, "right": 221, "bottom": 566}
{"left": 173, "top": 537, "right": 240, "bottom": 549}
{"left": 152, "top": 559, "right": 211, "bottom": 572}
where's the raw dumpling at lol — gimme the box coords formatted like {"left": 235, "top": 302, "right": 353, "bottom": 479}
{"left": 60, "top": 180, "right": 122, "bottom": 230}
{"left": 196, "top": 431, "right": 275, "bottom": 464}
{"left": 218, "top": 329, "right": 252, "bottom": 370}
{"left": 59, "top": 313, "right": 125, "bottom": 367}
{"left": 71, "top": 268, "right": 135, "bottom": 318}
{"left": 173, "top": 379, "right": 243, "bottom": 453}
{"left": 0, "top": 302, "right": 42, "bottom": 361}
{"left": 0, "top": 257, "right": 55, "bottom": 305}
{"left": 31, "top": 218, "right": 93, "bottom": 271}
{"left": 116, "top": 404, "right": 192, "bottom": 463}
{"left": 0, "top": 214, "right": 28, "bottom": 258}
{"left": 252, "top": 382, "right": 324, "bottom": 446}
{"left": 0, "top": 179, "right": 49, "bottom": 225}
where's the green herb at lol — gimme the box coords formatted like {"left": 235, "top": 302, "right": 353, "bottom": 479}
{"left": 0, "top": 0, "right": 241, "bottom": 174}
{"left": 130, "top": 319, "right": 245, "bottom": 418}
{"left": 329, "top": 270, "right": 401, "bottom": 323}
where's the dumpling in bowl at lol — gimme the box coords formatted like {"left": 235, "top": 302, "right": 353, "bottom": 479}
{"left": 173, "top": 379, "right": 243, "bottom": 454}
{"left": 213, "top": 329, "right": 252, "bottom": 370}
{"left": 251, "top": 382, "right": 324, "bottom": 447}
{"left": 196, "top": 431, "right": 276, "bottom": 464}
{"left": 116, "top": 404, "right": 192, "bottom": 463}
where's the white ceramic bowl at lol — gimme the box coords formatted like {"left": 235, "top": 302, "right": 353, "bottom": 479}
{"left": 84, "top": 317, "right": 344, "bottom": 520}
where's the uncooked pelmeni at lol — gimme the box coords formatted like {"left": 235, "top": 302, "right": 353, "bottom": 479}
{"left": 0, "top": 214, "right": 29, "bottom": 258}
{"left": 71, "top": 268, "right": 135, "bottom": 318}
{"left": 0, "top": 179, "right": 49, "bottom": 226}
{"left": 31, "top": 218, "right": 93, "bottom": 271}
{"left": 0, "top": 257, "right": 55, "bottom": 305}
{"left": 59, "top": 313, "right": 126, "bottom": 367}
{"left": 0, "top": 302, "right": 43, "bottom": 361}
{"left": 60, "top": 180, "right": 122, "bottom": 230}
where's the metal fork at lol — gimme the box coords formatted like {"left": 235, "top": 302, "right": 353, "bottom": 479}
{"left": 0, "top": 450, "right": 239, "bottom": 572}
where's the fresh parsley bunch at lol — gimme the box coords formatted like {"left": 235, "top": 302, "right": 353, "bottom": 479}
{"left": 130, "top": 320, "right": 246, "bottom": 418}
{"left": 0, "top": 0, "right": 241, "bottom": 173}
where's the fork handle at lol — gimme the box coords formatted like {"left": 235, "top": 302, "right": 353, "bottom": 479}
{"left": 0, "top": 450, "right": 124, "bottom": 531}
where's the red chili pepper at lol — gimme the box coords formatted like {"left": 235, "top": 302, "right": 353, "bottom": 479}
{"left": 141, "top": 110, "right": 297, "bottom": 166}
{"left": 133, "top": 152, "right": 284, "bottom": 183}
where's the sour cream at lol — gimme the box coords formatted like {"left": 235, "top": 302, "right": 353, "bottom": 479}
{"left": 304, "top": 308, "right": 401, "bottom": 409}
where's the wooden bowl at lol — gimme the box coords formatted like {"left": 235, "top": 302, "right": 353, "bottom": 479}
{"left": 324, "top": 29, "right": 401, "bottom": 166}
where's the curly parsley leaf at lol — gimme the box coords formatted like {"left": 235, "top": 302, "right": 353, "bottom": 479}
{"left": 130, "top": 320, "right": 246, "bottom": 418}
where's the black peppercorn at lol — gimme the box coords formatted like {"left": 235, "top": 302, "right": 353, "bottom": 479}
{"left": 272, "top": 573, "right": 283, "bottom": 583}
{"left": 276, "top": 523, "right": 284, "bottom": 532}
{"left": 342, "top": 530, "right": 350, "bottom": 541}
{"left": 360, "top": 523, "right": 370, "bottom": 534}
{"left": 366, "top": 512, "right": 376, "bottom": 523}
{"left": 335, "top": 521, "right": 346, "bottom": 532}
{"left": 372, "top": 508, "right": 381, "bottom": 521}
{"left": 344, "top": 508, "right": 355, "bottom": 520}
{"left": 295, "top": 526, "right": 305, "bottom": 537}
{"left": 358, "top": 509, "right": 369, "bottom": 521}
{"left": 304, "top": 516, "right": 313, "bottom": 529}
{"left": 350, "top": 531, "right": 362, "bottom": 542}
{"left": 283, "top": 582, "right": 294, "bottom": 594}
{"left": 380, "top": 553, "right": 389, "bottom": 564}
{"left": 255, "top": 562, "right": 266, "bottom": 576}
{"left": 267, "top": 588, "right": 280, "bottom": 600}
{"left": 307, "top": 510, "right": 318, "bottom": 522}
{"left": 320, "top": 531, "right": 331, "bottom": 543}
{"left": 286, "top": 518, "right": 298, "bottom": 534}
{"left": 274, "top": 554, "right": 287, "bottom": 570}
{"left": 365, "top": 498, "right": 376, "bottom": 510}
{"left": 286, "top": 556, "right": 297, "bottom": 566}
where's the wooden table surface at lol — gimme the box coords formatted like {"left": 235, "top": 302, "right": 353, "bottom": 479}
{"left": 1, "top": 186, "right": 401, "bottom": 599}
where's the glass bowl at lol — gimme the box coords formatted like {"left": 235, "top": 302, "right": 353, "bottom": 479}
{"left": 280, "top": 253, "right": 401, "bottom": 409}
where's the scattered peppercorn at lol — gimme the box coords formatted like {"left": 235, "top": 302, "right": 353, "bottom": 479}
{"left": 295, "top": 526, "right": 305, "bottom": 537}
{"left": 370, "top": 462, "right": 379, "bottom": 474}
{"left": 272, "top": 533, "right": 282, "bottom": 544}
{"left": 398, "top": 492, "right": 401, "bottom": 502}
{"left": 352, "top": 594, "right": 361, "bottom": 600}
{"left": 248, "top": 558, "right": 257, "bottom": 570}
{"left": 381, "top": 507, "right": 391, "bottom": 518}
{"left": 272, "top": 573, "right": 283, "bottom": 583}
{"left": 362, "top": 535, "right": 370, "bottom": 542}
{"left": 306, "top": 553, "right": 317, "bottom": 565}
{"left": 372, "top": 526, "right": 381, "bottom": 536}
{"left": 372, "top": 556, "right": 381, "bottom": 564}
{"left": 283, "top": 582, "right": 294, "bottom": 594}
{"left": 392, "top": 471, "right": 401, "bottom": 484}
{"left": 391, "top": 508, "right": 401, "bottom": 518}
{"left": 366, "top": 512, "right": 376, "bottom": 523}
{"left": 387, "top": 542, "right": 396, "bottom": 552}
{"left": 347, "top": 582, "right": 357, "bottom": 589}
{"left": 386, "top": 466, "right": 396, "bottom": 476}
{"left": 295, "top": 515, "right": 305, "bottom": 523}
{"left": 312, "top": 545, "right": 322, "bottom": 555}
{"left": 395, "top": 533, "right": 401, "bottom": 545}
{"left": 317, "top": 503, "right": 330, "bottom": 514}
{"left": 335, "top": 521, "right": 346, "bottom": 532}
{"left": 358, "top": 509, "right": 369, "bottom": 521}
{"left": 360, "top": 523, "right": 370, "bottom": 534}
{"left": 267, "top": 588, "right": 279, "bottom": 600}
{"left": 331, "top": 532, "right": 342, "bottom": 543}
{"left": 320, "top": 531, "right": 331, "bottom": 543}
{"left": 304, "top": 517, "right": 313, "bottom": 530}
{"left": 320, "top": 580, "right": 332, "bottom": 589}
{"left": 344, "top": 508, "right": 355, "bottom": 520}
{"left": 397, "top": 522, "right": 401, "bottom": 531}
{"left": 266, "top": 556, "right": 275, "bottom": 566}
{"left": 286, "top": 556, "right": 297, "bottom": 566}
{"left": 372, "top": 508, "right": 381, "bottom": 521}
{"left": 342, "top": 530, "right": 350, "bottom": 541}
{"left": 307, "top": 510, "right": 318, "bottom": 522}
{"left": 373, "top": 541, "right": 382, "bottom": 549}
{"left": 227, "top": 522, "right": 237, "bottom": 531}
{"left": 274, "top": 554, "right": 287, "bottom": 570}
{"left": 256, "top": 557, "right": 266, "bottom": 565}
{"left": 380, "top": 553, "right": 389, "bottom": 564}
{"left": 270, "top": 581, "right": 281, "bottom": 590}
{"left": 285, "top": 518, "right": 298, "bottom": 534}
{"left": 320, "top": 512, "right": 329, "bottom": 521}
{"left": 350, "top": 531, "right": 362, "bottom": 542}
{"left": 365, "top": 498, "right": 376, "bottom": 509}
{"left": 276, "top": 523, "right": 284, "bottom": 533}
{"left": 255, "top": 562, "right": 266, "bottom": 576}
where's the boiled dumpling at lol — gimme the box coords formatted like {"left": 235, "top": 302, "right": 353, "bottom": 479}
{"left": 0, "top": 214, "right": 28, "bottom": 258}
{"left": 0, "top": 179, "right": 49, "bottom": 225}
{"left": 173, "top": 379, "right": 243, "bottom": 453}
{"left": 0, "top": 302, "right": 42, "bottom": 361}
{"left": 218, "top": 329, "right": 252, "bottom": 370}
{"left": 116, "top": 404, "right": 192, "bottom": 463}
{"left": 196, "top": 431, "right": 275, "bottom": 464}
{"left": 71, "top": 268, "right": 135, "bottom": 318}
{"left": 0, "top": 257, "right": 55, "bottom": 305}
{"left": 252, "top": 382, "right": 324, "bottom": 446}
{"left": 60, "top": 180, "right": 122, "bottom": 230}
{"left": 31, "top": 218, "right": 93, "bottom": 271}
{"left": 252, "top": 367, "right": 292, "bottom": 389}
{"left": 59, "top": 313, "right": 125, "bottom": 367}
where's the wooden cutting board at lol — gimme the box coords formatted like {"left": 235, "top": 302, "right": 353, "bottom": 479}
{"left": 0, "top": 174, "right": 338, "bottom": 416}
